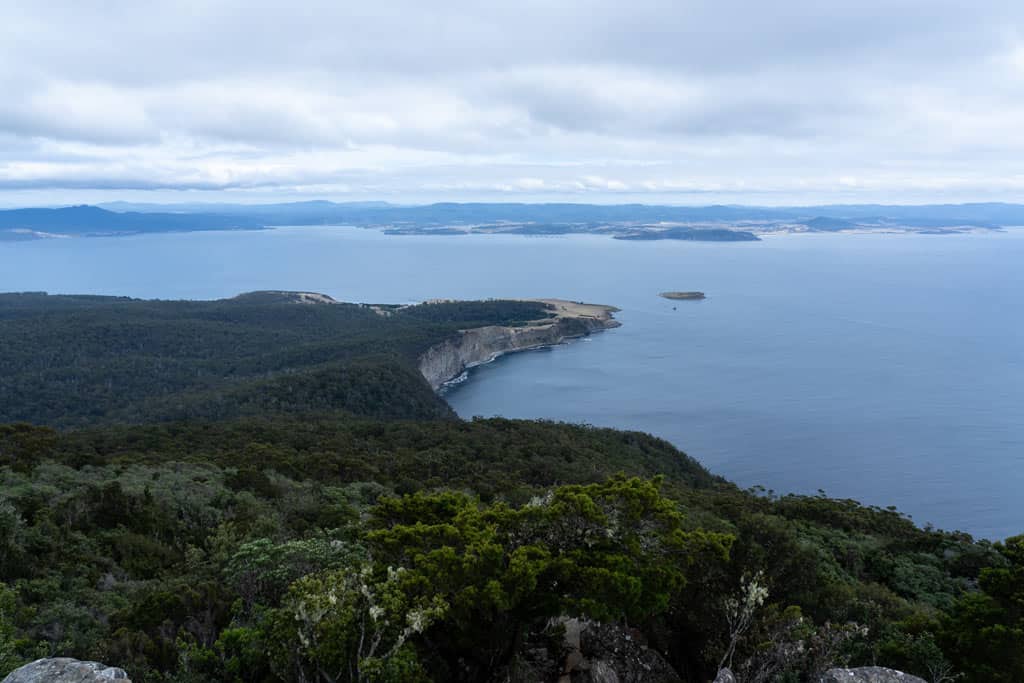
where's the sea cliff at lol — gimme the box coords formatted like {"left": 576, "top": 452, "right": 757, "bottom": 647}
{"left": 418, "top": 299, "right": 620, "bottom": 390}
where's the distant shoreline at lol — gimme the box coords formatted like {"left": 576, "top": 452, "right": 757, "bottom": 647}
{"left": 3, "top": 200, "right": 1016, "bottom": 243}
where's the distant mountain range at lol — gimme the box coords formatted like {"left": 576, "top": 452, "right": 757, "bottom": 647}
{"left": 0, "top": 205, "right": 262, "bottom": 239}
{"left": 1, "top": 201, "right": 1021, "bottom": 242}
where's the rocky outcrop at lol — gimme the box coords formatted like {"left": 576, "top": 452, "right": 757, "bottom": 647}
{"left": 2, "top": 658, "right": 130, "bottom": 682}
{"left": 703, "top": 666, "right": 926, "bottom": 683}
{"left": 820, "top": 667, "right": 926, "bottom": 683}
{"left": 495, "top": 618, "right": 680, "bottom": 683}
{"left": 570, "top": 619, "right": 681, "bottom": 683}
{"left": 418, "top": 300, "right": 620, "bottom": 391}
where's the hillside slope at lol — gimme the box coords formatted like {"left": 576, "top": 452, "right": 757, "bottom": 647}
{"left": 0, "top": 292, "right": 1018, "bottom": 682}
{"left": 0, "top": 293, "right": 599, "bottom": 426}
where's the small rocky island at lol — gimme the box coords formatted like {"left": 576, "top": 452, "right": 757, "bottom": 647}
{"left": 660, "top": 291, "right": 706, "bottom": 300}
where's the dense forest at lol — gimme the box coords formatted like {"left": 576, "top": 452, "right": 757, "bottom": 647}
{"left": 0, "top": 292, "right": 554, "bottom": 427}
{"left": 0, "top": 294, "right": 1020, "bottom": 682}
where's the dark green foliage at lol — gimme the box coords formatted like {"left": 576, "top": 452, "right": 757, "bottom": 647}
{"left": 0, "top": 293, "right": 555, "bottom": 427}
{"left": 395, "top": 299, "right": 553, "bottom": 326}
{"left": 0, "top": 413, "right": 1012, "bottom": 680}
{"left": 4, "top": 416, "right": 719, "bottom": 499}
{"left": 941, "top": 535, "right": 1024, "bottom": 681}
{"left": 0, "top": 415, "right": 725, "bottom": 680}
{"left": 363, "top": 477, "right": 730, "bottom": 681}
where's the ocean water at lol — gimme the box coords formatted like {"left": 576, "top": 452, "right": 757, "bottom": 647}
{"left": 1, "top": 226, "right": 1021, "bottom": 539}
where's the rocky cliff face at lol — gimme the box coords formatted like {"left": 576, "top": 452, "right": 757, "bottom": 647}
{"left": 418, "top": 301, "right": 620, "bottom": 391}
{"left": 2, "top": 658, "right": 130, "bottom": 682}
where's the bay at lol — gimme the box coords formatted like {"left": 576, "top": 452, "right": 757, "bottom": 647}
{"left": 1, "top": 226, "right": 1021, "bottom": 539}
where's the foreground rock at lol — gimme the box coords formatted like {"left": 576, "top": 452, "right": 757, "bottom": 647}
{"left": 419, "top": 298, "right": 621, "bottom": 390}
{"left": 705, "top": 666, "right": 926, "bottom": 683}
{"left": 820, "top": 667, "right": 926, "bottom": 683}
{"left": 2, "top": 658, "right": 130, "bottom": 682}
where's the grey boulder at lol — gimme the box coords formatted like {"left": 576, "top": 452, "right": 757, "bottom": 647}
{"left": 2, "top": 658, "right": 130, "bottom": 683}
{"left": 820, "top": 667, "right": 926, "bottom": 683}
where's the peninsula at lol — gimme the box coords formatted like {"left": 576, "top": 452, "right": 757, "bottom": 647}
{"left": 0, "top": 291, "right": 620, "bottom": 426}
{"left": 418, "top": 298, "right": 621, "bottom": 390}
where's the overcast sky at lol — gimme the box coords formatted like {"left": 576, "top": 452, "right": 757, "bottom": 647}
{"left": 2, "top": 1, "right": 1024, "bottom": 206}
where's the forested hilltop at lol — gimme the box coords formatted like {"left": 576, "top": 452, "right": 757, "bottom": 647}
{"left": 0, "top": 293, "right": 1020, "bottom": 682}
{"left": 0, "top": 292, "right": 561, "bottom": 426}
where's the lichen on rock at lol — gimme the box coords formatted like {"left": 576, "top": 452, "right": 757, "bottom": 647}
{"left": 2, "top": 658, "right": 131, "bottom": 683}
{"left": 819, "top": 667, "right": 927, "bottom": 683}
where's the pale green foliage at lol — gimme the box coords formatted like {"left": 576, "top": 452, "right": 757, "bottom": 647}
{"left": 720, "top": 571, "right": 769, "bottom": 670}
{"left": 0, "top": 460, "right": 233, "bottom": 533}
{"left": 225, "top": 537, "right": 361, "bottom": 611}
{"left": 281, "top": 562, "right": 445, "bottom": 682}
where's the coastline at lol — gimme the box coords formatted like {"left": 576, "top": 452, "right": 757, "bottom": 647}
{"left": 417, "top": 298, "right": 621, "bottom": 391}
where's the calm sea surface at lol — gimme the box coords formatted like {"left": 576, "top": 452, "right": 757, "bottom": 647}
{"left": 1, "top": 227, "right": 1021, "bottom": 539}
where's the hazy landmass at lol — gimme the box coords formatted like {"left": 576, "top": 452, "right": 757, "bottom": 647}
{"left": 0, "top": 200, "right": 1019, "bottom": 242}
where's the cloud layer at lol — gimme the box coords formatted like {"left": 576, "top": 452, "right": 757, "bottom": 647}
{"left": 3, "top": 1, "right": 1024, "bottom": 204}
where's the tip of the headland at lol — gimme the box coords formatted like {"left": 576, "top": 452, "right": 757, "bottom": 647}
{"left": 531, "top": 298, "right": 620, "bottom": 315}
{"left": 227, "top": 291, "right": 339, "bottom": 304}
{"left": 525, "top": 299, "right": 621, "bottom": 328}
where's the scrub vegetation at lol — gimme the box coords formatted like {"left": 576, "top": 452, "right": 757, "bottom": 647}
{"left": 0, "top": 294, "right": 1019, "bottom": 681}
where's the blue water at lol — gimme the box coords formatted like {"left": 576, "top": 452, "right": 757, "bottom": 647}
{"left": 1, "top": 227, "right": 1021, "bottom": 539}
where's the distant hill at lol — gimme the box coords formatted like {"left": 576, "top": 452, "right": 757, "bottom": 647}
{"left": 93, "top": 199, "right": 1024, "bottom": 227}
{"left": 99, "top": 199, "right": 396, "bottom": 216}
{"left": 0, "top": 205, "right": 262, "bottom": 235}
{"left": 1, "top": 201, "right": 1019, "bottom": 240}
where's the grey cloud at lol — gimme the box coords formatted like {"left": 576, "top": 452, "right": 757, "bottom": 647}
{"left": 2, "top": 1, "right": 1024, "bottom": 201}
{"left": 9, "top": 1, "right": 1018, "bottom": 79}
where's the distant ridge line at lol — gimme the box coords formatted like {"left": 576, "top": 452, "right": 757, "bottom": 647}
{"left": 0, "top": 201, "right": 1019, "bottom": 240}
